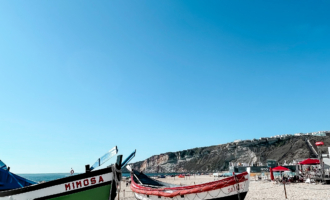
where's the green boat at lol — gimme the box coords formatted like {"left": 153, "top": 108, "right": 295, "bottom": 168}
{"left": 0, "top": 147, "right": 136, "bottom": 200}
{"left": 0, "top": 166, "right": 120, "bottom": 200}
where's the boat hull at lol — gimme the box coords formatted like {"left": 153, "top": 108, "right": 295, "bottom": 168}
{"left": 38, "top": 184, "right": 111, "bottom": 200}
{"left": 0, "top": 167, "right": 118, "bottom": 200}
{"left": 133, "top": 186, "right": 248, "bottom": 200}
{"left": 205, "top": 192, "right": 247, "bottom": 200}
{"left": 131, "top": 172, "right": 249, "bottom": 200}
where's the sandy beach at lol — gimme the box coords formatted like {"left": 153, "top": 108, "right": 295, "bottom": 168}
{"left": 118, "top": 175, "right": 330, "bottom": 200}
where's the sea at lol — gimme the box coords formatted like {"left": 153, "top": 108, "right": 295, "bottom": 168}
{"left": 17, "top": 172, "right": 183, "bottom": 182}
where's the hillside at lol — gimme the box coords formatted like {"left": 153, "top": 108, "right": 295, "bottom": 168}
{"left": 129, "top": 134, "right": 330, "bottom": 173}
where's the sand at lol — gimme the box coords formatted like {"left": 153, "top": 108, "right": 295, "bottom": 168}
{"left": 118, "top": 175, "right": 330, "bottom": 200}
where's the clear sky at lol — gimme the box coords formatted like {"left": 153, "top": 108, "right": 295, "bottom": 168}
{"left": 0, "top": 0, "right": 329, "bottom": 173}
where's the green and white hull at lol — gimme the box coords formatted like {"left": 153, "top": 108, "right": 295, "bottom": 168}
{"left": 0, "top": 167, "right": 119, "bottom": 200}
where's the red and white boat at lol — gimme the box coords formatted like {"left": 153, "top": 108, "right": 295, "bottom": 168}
{"left": 129, "top": 169, "right": 250, "bottom": 200}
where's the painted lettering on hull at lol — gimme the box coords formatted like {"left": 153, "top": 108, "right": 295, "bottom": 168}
{"left": 65, "top": 176, "right": 104, "bottom": 191}
{"left": 227, "top": 183, "right": 245, "bottom": 193}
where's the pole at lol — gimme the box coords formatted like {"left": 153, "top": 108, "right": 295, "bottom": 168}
{"left": 322, "top": 161, "right": 325, "bottom": 183}
{"left": 321, "top": 150, "right": 324, "bottom": 183}
{"left": 282, "top": 172, "right": 287, "bottom": 199}
{"left": 283, "top": 181, "right": 287, "bottom": 199}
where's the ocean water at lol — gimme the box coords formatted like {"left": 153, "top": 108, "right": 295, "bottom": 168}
{"left": 18, "top": 172, "right": 183, "bottom": 182}
{"left": 18, "top": 173, "right": 72, "bottom": 182}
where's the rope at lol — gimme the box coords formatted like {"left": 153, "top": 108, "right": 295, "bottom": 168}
{"left": 206, "top": 187, "right": 221, "bottom": 198}
{"left": 185, "top": 193, "right": 196, "bottom": 200}
{"left": 195, "top": 191, "right": 208, "bottom": 199}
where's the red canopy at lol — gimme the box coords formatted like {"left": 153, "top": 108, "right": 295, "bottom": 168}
{"left": 315, "top": 142, "right": 324, "bottom": 146}
{"left": 298, "top": 158, "right": 320, "bottom": 165}
{"left": 272, "top": 166, "right": 291, "bottom": 171}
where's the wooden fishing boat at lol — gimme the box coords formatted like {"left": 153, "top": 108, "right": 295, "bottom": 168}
{"left": 0, "top": 165, "right": 121, "bottom": 200}
{"left": 129, "top": 168, "right": 250, "bottom": 200}
{"left": 0, "top": 147, "right": 136, "bottom": 200}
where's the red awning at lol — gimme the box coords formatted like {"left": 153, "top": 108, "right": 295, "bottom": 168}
{"left": 315, "top": 142, "right": 324, "bottom": 146}
{"left": 272, "top": 166, "right": 291, "bottom": 171}
{"left": 298, "top": 158, "right": 320, "bottom": 165}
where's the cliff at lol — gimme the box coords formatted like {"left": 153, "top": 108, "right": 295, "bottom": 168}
{"left": 129, "top": 135, "right": 330, "bottom": 173}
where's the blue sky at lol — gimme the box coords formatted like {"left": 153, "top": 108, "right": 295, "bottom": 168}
{"left": 1, "top": 0, "right": 330, "bottom": 173}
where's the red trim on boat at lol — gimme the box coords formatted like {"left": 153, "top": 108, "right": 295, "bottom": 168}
{"left": 130, "top": 172, "right": 248, "bottom": 198}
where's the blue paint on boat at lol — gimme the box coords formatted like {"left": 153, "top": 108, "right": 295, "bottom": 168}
{"left": 0, "top": 160, "right": 36, "bottom": 191}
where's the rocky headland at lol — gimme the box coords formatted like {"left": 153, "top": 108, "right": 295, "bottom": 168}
{"left": 129, "top": 133, "right": 330, "bottom": 173}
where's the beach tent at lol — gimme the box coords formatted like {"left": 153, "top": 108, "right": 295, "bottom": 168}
{"left": 269, "top": 167, "right": 274, "bottom": 180}
{"left": 298, "top": 158, "right": 320, "bottom": 165}
{"left": 272, "top": 166, "right": 291, "bottom": 172}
